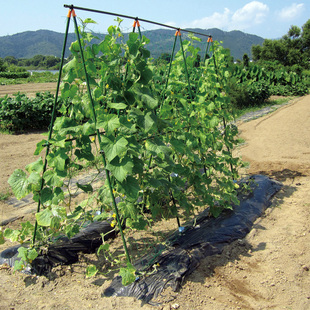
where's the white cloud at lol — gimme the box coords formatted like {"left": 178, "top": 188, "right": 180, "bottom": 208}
{"left": 186, "top": 1, "right": 269, "bottom": 32}
{"left": 231, "top": 1, "right": 269, "bottom": 27}
{"left": 277, "top": 3, "right": 304, "bottom": 20}
{"left": 190, "top": 8, "right": 231, "bottom": 29}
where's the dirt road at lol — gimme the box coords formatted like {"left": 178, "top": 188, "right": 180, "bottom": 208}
{"left": 0, "top": 95, "right": 309, "bottom": 309}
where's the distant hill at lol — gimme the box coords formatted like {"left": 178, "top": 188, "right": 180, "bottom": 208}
{"left": 0, "top": 28, "right": 264, "bottom": 60}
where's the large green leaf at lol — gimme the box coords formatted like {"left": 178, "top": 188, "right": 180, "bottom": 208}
{"left": 119, "top": 263, "right": 136, "bottom": 286}
{"left": 8, "top": 169, "right": 30, "bottom": 199}
{"left": 101, "top": 136, "right": 128, "bottom": 162}
{"left": 107, "top": 157, "right": 134, "bottom": 182}
{"left": 77, "top": 182, "right": 93, "bottom": 193}
{"left": 34, "top": 140, "right": 48, "bottom": 155}
{"left": 97, "top": 114, "right": 120, "bottom": 134}
{"left": 107, "top": 102, "right": 127, "bottom": 110}
{"left": 47, "top": 149, "right": 68, "bottom": 171}
{"left": 119, "top": 176, "right": 140, "bottom": 201}
{"left": 43, "top": 170, "right": 63, "bottom": 187}
{"left": 36, "top": 208, "right": 53, "bottom": 227}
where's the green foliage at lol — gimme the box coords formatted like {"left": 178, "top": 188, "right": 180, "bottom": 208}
{"left": 229, "top": 62, "right": 309, "bottom": 108}
{"left": 0, "top": 71, "right": 30, "bottom": 79}
{"left": 0, "top": 92, "right": 65, "bottom": 132}
{"left": 252, "top": 19, "right": 310, "bottom": 70}
{"left": 5, "top": 19, "right": 244, "bottom": 286}
{"left": 13, "top": 247, "right": 38, "bottom": 271}
{"left": 119, "top": 263, "right": 136, "bottom": 286}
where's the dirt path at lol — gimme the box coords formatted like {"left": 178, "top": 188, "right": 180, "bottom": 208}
{"left": 0, "top": 95, "right": 310, "bottom": 309}
{"left": 0, "top": 83, "right": 57, "bottom": 97}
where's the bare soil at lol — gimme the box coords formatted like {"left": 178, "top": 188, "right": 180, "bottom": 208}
{"left": 0, "top": 84, "right": 309, "bottom": 310}
{"left": 0, "top": 83, "right": 57, "bottom": 98}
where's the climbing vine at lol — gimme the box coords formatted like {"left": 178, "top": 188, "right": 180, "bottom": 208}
{"left": 4, "top": 17, "right": 243, "bottom": 284}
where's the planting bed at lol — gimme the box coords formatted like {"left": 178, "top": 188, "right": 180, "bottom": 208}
{"left": 0, "top": 92, "right": 310, "bottom": 309}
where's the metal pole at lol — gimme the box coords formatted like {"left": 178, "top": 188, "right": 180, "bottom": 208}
{"left": 72, "top": 11, "right": 131, "bottom": 264}
{"left": 32, "top": 10, "right": 72, "bottom": 245}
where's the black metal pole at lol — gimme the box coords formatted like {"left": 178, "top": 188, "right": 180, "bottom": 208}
{"left": 64, "top": 4, "right": 212, "bottom": 39}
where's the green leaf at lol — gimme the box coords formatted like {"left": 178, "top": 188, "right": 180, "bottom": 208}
{"left": 101, "top": 136, "right": 128, "bottom": 162}
{"left": 97, "top": 114, "right": 120, "bottom": 134}
{"left": 43, "top": 170, "right": 63, "bottom": 187}
{"left": 97, "top": 243, "right": 110, "bottom": 255}
{"left": 86, "top": 265, "right": 98, "bottom": 278}
{"left": 26, "top": 157, "right": 43, "bottom": 173}
{"left": 0, "top": 230, "right": 4, "bottom": 244}
{"left": 75, "top": 148, "right": 95, "bottom": 161}
{"left": 14, "top": 260, "right": 24, "bottom": 271}
{"left": 3, "top": 228, "right": 20, "bottom": 242}
{"left": 107, "top": 157, "right": 134, "bottom": 182}
{"left": 118, "top": 176, "right": 140, "bottom": 201}
{"left": 17, "top": 247, "right": 28, "bottom": 261}
{"left": 107, "top": 102, "right": 127, "bottom": 110}
{"left": 28, "top": 172, "right": 42, "bottom": 191}
{"left": 119, "top": 263, "right": 136, "bottom": 286}
{"left": 47, "top": 149, "right": 69, "bottom": 171}
{"left": 36, "top": 208, "right": 53, "bottom": 227}
{"left": 27, "top": 248, "right": 38, "bottom": 262}
{"left": 77, "top": 182, "right": 93, "bottom": 193}
{"left": 8, "top": 169, "right": 30, "bottom": 200}
{"left": 34, "top": 139, "right": 48, "bottom": 155}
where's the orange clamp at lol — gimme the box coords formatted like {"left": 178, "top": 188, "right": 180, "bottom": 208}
{"left": 175, "top": 30, "right": 181, "bottom": 36}
{"left": 133, "top": 19, "right": 140, "bottom": 28}
{"left": 207, "top": 37, "right": 213, "bottom": 43}
{"left": 67, "top": 9, "right": 76, "bottom": 18}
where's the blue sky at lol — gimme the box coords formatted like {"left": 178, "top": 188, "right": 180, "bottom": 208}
{"left": 0, "top": 1, "right": 309, "bottom": 39}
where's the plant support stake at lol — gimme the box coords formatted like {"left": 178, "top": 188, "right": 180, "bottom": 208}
{"left": 71, "top": 10, "right": 131, "bottom": 264}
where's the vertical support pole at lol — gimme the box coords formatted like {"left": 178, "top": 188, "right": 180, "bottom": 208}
{"left": 210, "top": 40, "right": 235, "bottom": 175}
{"left": 178, "top": 30, "right": 193, "bottom": 100}
{"left": 71, "top": 11, "right": 131, "bottom": 264}
{"left": 32, "top": 10, "right": 72, "bottom": 245}
{"left": 133, "top": 18, "right": 142, "bottom": 39}
{"left": 204, "top": 37, "right": 212, "bottom": 62}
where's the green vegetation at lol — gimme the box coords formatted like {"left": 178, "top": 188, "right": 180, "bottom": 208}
{"left": 0, "top": 189, "right": 11, "bottom": 201}
{"left": 1, "top": 17, "right": 309, "bottom": 285}
{"left": 2, "top": 19, "right": 243, "bottom": 283}
{"left": 252, "top": 20, "right": 310, "bottom": 70}
{"left": 0, "top": 92, "right": 64, "bottom": 132}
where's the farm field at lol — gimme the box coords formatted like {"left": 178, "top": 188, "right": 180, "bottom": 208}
{"left": 0, "top": 83, "right": 57, "bottom": 98}
{"left": 0, "top": 84, "right": 310, "bottom": 309}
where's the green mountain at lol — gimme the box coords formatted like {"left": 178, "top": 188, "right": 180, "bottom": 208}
{"left": 0, "top": 28, "right": 264, "bottom": 60}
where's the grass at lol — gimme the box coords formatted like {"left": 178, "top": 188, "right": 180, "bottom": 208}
{"left": 0, "top": 189, "right": 11, "bottom": 201}
{"left": 234, "top": 96, "right": 294, "bottom": 119}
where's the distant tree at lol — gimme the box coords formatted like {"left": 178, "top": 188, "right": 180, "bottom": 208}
{"left": 251, "top": 18, "right": 310, "bottom": 69}
{"left": 0, "top": 58, "right": 6, "bottom": 72}
{"left": 31, "top": 55, "right": 45, "bottom": 67}
{"left": 4, "top": 56, "right": 17, "bottom": 65}
{"left": 158, "top": 53, "right": 171, "bottom": 63}
{"left": 44, "top": 56, "right": 60, "bottom": 68}
{"left": 242, "top": 53, "right": 250, "bottom": 67}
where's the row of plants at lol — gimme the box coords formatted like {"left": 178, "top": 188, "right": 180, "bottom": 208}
{"left": 1, "top": 18, "right": 244, "bottom": 283}
{"left": 0, "top": 71, "right": 30, "bottom": 79}
{"left": 228, "top": 63, "right": 309, "bottom": 108}
{"left": 0, "top": 92, "right": 65, "bottom": 132}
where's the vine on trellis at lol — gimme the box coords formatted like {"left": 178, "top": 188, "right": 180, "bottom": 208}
{"left": 3, "top": 10, "right": 244, "bottom": 285}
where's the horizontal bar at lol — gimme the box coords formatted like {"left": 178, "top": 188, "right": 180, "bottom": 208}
{"left": 64, "top": 4, "right": 212, "bottom": 38}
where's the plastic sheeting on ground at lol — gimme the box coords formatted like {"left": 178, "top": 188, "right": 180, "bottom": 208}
{"left": 103, "top": 175, "right": 282, "bottom": 303}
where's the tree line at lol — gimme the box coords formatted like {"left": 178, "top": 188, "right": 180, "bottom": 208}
{"left": 251, "top": 19, "right": 310, "bottom": 72}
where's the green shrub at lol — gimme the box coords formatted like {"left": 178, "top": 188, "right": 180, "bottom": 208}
{"left": 0, "top": 71, "right": 30, "bottom": 79}
{"left": 0, "top": 92, "right": 63, "bottom": 132}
